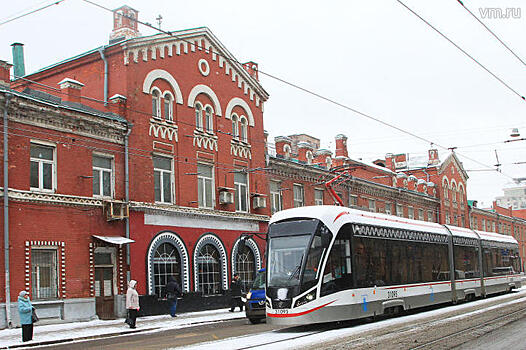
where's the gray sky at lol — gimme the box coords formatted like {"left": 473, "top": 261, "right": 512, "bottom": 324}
{"left": 2, "top": 0, "right": 525, "bottom": 207}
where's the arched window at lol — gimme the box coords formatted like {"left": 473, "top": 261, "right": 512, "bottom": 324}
{"left": 153, "top": 242, "right": 181, "bottom": 298}
{"left": 451, "top": 183, "right": 457, "bottom": 203}
{"left": 235, "top": 247, "right": 255, "bottom": 292}
{"left": 197, "top": 244, "right": 221, "bottom": 295}
{"left": 459, "top": 185, "right": 465, "bottom": 205}
{"left": 163, "top": 93, "right": 173, "bottom": 122}
{"left": 151, "top": 88, "right": 161, "bottom": 119}
{"left": 306, "top": 151, "right": 313, "bottom": 165}
{"left": 443, "top": 179, "right": 449, "bottom": 199}
{"left": 205, "top": 106, "right": 213, "bottom": 133}
{"left": 195, "top": 103, "right": 203, "bottom": 130}
{"left": 239, "top": 116, "right": 248, "bottom": 142}
{"left": 231, "top": 114, "right": 239, "bottom": 139}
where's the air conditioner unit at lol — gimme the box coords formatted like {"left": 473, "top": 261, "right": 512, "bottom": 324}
{"left": 253, "top": 196, "right": 266, "bottom": 209}
{"left": 219, "top": 191, "right": 234, "bottom": 204}
{"left": 103, "top": 201, "right": 129, "bottom": 221}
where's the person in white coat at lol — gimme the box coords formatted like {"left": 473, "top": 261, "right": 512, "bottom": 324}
{"left": 125, "top": 280, "right": 140, "bottom": 328}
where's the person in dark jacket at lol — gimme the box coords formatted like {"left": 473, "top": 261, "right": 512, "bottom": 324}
{"left": 165, "top": 276, "right": 182, "bottom": 317}
{"left": 17, "top": 291, "right": 34, "bottom": 342}
{"left": 229, "top": 274, "right": 244, "bottom": 312}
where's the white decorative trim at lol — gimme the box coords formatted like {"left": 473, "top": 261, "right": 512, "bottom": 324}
{"left": 89, "top": 243, "right": 95, "bottom": 297}
{"left": 198, "top": 59, "right": 210, "bottom": 76}
{"left": 149, "top": 118, "right": 178, "bottom": 142}
{"left": 225, "top": 97, "right": 254, "bottom": 126}
{"left": 142, "top": 69, "right": 183, "bottom": 104}
{"left": 193, "top": 130, "right": 218, "bottom": 151}
{"left": 147, "top": 232, "right": 190, "bottom": 294}
{"left": 26, "top": 241, "right": 66, "bottom": 299}
{"left": 187, "top": 85, "right": 223, "bottom": 116}
{"left": 230, "top": 139, "right": 251, "bottom": 159}
{"left": 193, "top": 234, "right": 228, "bottom": 292}
{"left": 231, "top": 237, "right": 261, "bottom": 276}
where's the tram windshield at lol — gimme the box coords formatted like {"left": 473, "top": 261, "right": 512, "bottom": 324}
{"left": 267, "top": 219, "right": 331, "bottom": 288}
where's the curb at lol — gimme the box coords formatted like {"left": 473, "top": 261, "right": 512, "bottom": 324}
{"left": 1, "top": 327, "right": 159, "bottom": 349}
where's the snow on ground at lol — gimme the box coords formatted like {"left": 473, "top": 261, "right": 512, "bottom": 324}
{"left": 0, "top": 308, "right": 245, "bottom": 348}
{"left": 176, "top": 287, "right": 526, "bottom": 350}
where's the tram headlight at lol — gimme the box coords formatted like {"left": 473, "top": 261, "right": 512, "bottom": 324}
{"left": 294, "top": 291, "right": 317, "bottom": 307}
{"left": 246, "top": 292, "right": 252, "bottom": 300}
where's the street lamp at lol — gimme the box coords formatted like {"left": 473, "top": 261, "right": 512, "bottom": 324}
{"left": 510, "top": 128, "right": 520, "bottom": 138}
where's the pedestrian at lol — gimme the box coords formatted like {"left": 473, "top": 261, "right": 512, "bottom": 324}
{"left": 229, "top": 274, "right": 244, "bottom": 312}
{"left": 17, "top": 291, "right": 33, "bottom": 342}
{"left": 165, "top": 276, "right": 182, "bottom": 317}
{"left": 125, "top": 280, "right": 140, "bottom": 328}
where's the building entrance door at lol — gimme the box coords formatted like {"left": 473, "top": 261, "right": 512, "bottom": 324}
{"left": 94, "top": 249, "right": 116, "bottom": 320}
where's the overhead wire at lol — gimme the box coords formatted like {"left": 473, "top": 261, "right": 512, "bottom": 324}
{"left": 395, "top": 0, "right": 525, "bottom": 102}
{"left": 456, "top": 0, "right": 526, "bottom": 67}
{"left": 7, "top": 0, "right": 520, "bottom": 180}
{"left": 0, "top": 0, "right": 66, "bottom": 27}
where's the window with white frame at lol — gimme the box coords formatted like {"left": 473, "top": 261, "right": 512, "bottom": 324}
{"left": 163, "top": 92, "right": 173, "bottom": 122}
{"left": 239, "top": 116, "right": 248, "bottom": 142}
{"left": 31, "top": 248, "right": 58, "bottom": 299}
{"left": 350, "top": 195, "right": 358, "bottom": 207}
{"left": 205, "top": 106, "right": 213, "bottom": 133}
{"left": 408, "top": 207, "right": 414, "bottom": 219}
{"left": 315, "top": 189, "right": 324, "bottom": 206}
{"left": 235, "top": 247, "right": 255, "bottom": 292}
{"left": 396, "top": 204, "right": 403, "bottom": 217}
{"left": 30, "top": 143, "right": 55, "bottom": 191}
{"left": 428, "top": 210, "right": 434, "bottom": 222}
{"left": 93, "top": 155, "right": 113, "bottom": 198}
{"left": 153, "top": 155, "right": 173, "bottom": 203}
{"left": 451, "top": 184, "right": 457, "bottom": 203}
{"left": 195, "top": 103, "right": 203, "bottom": 130}
{"left": 385, "top": 202, "right": 392, "bottom": 215}
{"left": 270, "top": 181, "right": 282, "bottom": 214}
{"left": 293, "top": 184, "right": 304, "bottom": 207}
{"left": 368, "top": 199, "right": 376, "bottom": 212}
{"left": 446, "top": 212, "right": 451, "bottom": 224}
{"left": 153, "top": 243, "right": 181, "bottom": 298}
{"left": 231, "top": 114, "right": 239, "bottom": 139}
{"left": 443, "top": 179, "right": 449, "bottom": 199}
{"left": 234, "top": 171, "right": 248, "bottom": 212}
{"left": 482, "top": 218, "right": 486, "bottom": 231}
{"left": 492, "top": 221, "right": 496, "bottom": 232}
{"left": 418, "top": 208, "right": 424, "bottom": 221}
{"left": 459, "top": 186, "right": 465, "bottom": 205}
{"left": 197, "top": 244, "right": 221, "bottom": 295}
{"left": 197, "top": 163, "right": 214, "bottom": 209}
{"left": 151, "top": 88, "right": 161, "bottom": 119}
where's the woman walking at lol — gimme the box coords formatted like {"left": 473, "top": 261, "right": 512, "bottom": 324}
{"left": 126, "top": 280, "right": 140, "bottom": 328}
{"left": 17, "top": 291, "right": 34, "bottom": 342}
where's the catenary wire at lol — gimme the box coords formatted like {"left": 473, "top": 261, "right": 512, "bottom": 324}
{"left": 0, "top": 0, "right": 66, "bottom": 27}
{"left": 456, "top": 0, "right": 526, "bottom": 67}
{"left": 396, "top": 0, "right": 525, "bottom": 101}
{"left": 6, "top": 0, "right": 517, "bottom": 180}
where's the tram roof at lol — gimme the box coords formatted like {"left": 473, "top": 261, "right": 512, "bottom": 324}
{"left": 270, "top": 206, "right": 518, "bottom": 245}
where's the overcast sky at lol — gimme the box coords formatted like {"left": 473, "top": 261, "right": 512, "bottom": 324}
{"left": 1, "top": 0, "right": 525, "bottom": 207}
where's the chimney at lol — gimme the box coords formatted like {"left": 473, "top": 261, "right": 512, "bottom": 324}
{"left": 428, "top": 148, "right": 439, "bottom": 166}
{"left": 335, "top": 134, "right": 348, "bottom": 158}
{"left": 427, "top": 182, "right": 436, "bottom": 197}
{"left": 109, "top": 5, "right": 140, "bottom": 44}
{"left": 0, "top": 60, "right": 12, "bottom": 87}
{"left": 314, "top": 149, "right": 333, "bottom": 169}
{"left": 11, "top": 43, "right": 25, "bottom": 78}
{"left": 385, "top": 153, "right": 394, "bottom": 171}
{"left": 275, "top": 136, "right": 292, "bottom": 159}
{"left": 297, "top": 142, "right": 314, "bottom": 164}
{"left": 58, "top": 78, "right": 84, "bottom": 103}
{"left": 109, "top": 94, "right": 127, "bottom": 116}
{"left": 243, "top": 62, "right": 259, "bottom": 81}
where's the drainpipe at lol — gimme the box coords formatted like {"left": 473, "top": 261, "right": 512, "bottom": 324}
{"left": 125, "top": 124, "right": 131, "bottom": 280}
{"left": 3, "top": 93, "right": 12, "bottom": 328}
{"left": 98, "top": 47, "right": 108, "bottom": 106}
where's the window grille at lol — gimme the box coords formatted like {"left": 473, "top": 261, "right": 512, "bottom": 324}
{"left": 31, "top": 249, "right": 58, "bottom": 299}
{"left": 235, "top": 248, "right": 255, "bottom": 292}
{"left": 197, "top": 244, "right": 221, "bottom": 295}
{"left": 153, "top": 243, "right": 180, "bottom": 298}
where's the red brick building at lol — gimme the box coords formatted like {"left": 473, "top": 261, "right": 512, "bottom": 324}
{"left": 2, "top": 6, "right": 269, "bottom": 326}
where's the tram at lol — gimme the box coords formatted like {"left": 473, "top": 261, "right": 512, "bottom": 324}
{"left": 265, "top": 205, "right": 522, "bottom": 325}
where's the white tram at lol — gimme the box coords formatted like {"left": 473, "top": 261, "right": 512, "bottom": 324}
{"left": 265, "top": 206, "right": 522, "bottom": 325}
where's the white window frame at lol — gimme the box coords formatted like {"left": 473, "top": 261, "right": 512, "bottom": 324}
{"left": 197, "top": 163, "right": 214, "bottom": 209}
{"left": 204, "top": 105, "right": 213, "bottom": 133}
{"left": 31, "top": 247, "right": 58, "bottom": 300}
{"left": 153, "top": 155, "right": 174, "bottom": 204}
{"left": 234, "top": 171, "right": 249, "bottom": 212}
{"left": 293, "top": 184, "right": 304, "bottom": 208}
{"left": 231, "top": 113, "right": 239, "bottom": 139}
{"left": 368, "top": 199, "right": 376, "bottom": 212}
{"left": 350, "top": 195, "right": 358, "bottom": 207}
{"left": 151, "top": 87, "right": 162, "bottom": 119}
{"left": 408, "top": 206, "right": 414, "bottom": 220}
{"left": 163, "top": 91, "right": 174, "bottom": 122}
{"left": 30, "top": 142, "right": 56, "bottom": 192}
{"left": 418, "top": 208, "right": 424, "bottom": 221}
{"left": 239, "top": 116, "right": 248, "bottom": 142}
{"left": 385, "top": 202, "right": 392, "bottom": 215}
{"left": 195, "top": 102, "right": 203, "bottom": 130}
{"left": 270, "top": 181, "right": 282, "bottom": 214}
{"left": 92, "top": 153, "right": 114, "bottom": 198}
{"left": 396, "top": 204, "right": 403, "bottom": 217}
{"left": 314, "top": 189, "right": 324, "bottom": 206}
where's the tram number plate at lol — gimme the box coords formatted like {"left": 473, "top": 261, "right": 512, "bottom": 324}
{"left": 388, "top": 290, "right": 398, "bottom": 299}
{"left": 275, "top": 309, "right": 289, "bottom": 314}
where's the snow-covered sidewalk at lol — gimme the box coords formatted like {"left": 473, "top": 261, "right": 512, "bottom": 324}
{"left": 0, "top": 308, "right": 246, "bottom": 349}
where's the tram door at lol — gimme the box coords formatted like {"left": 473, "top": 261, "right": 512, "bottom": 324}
{"left": 94, "top": 249, "right": 116, "bottom": 320}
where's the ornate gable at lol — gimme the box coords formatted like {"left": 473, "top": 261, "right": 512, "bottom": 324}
{"left": 120, "top": 27, "right": 269, "bottom": 107}
{"left": 439, "top": 152, "right": 469, "bottom": 182}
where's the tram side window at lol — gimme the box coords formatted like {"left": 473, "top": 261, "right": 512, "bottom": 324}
{"left": 321, "top": 225, "right": 354, "bottom": 297}
{"left": 453, "top": 245, "right": 480, "bottom": 279}
{"left": 483, "top": 247, "right": 517, "bottom": 276}
{"left": 353, "top": 237, "right": 387, "bottom": 288}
